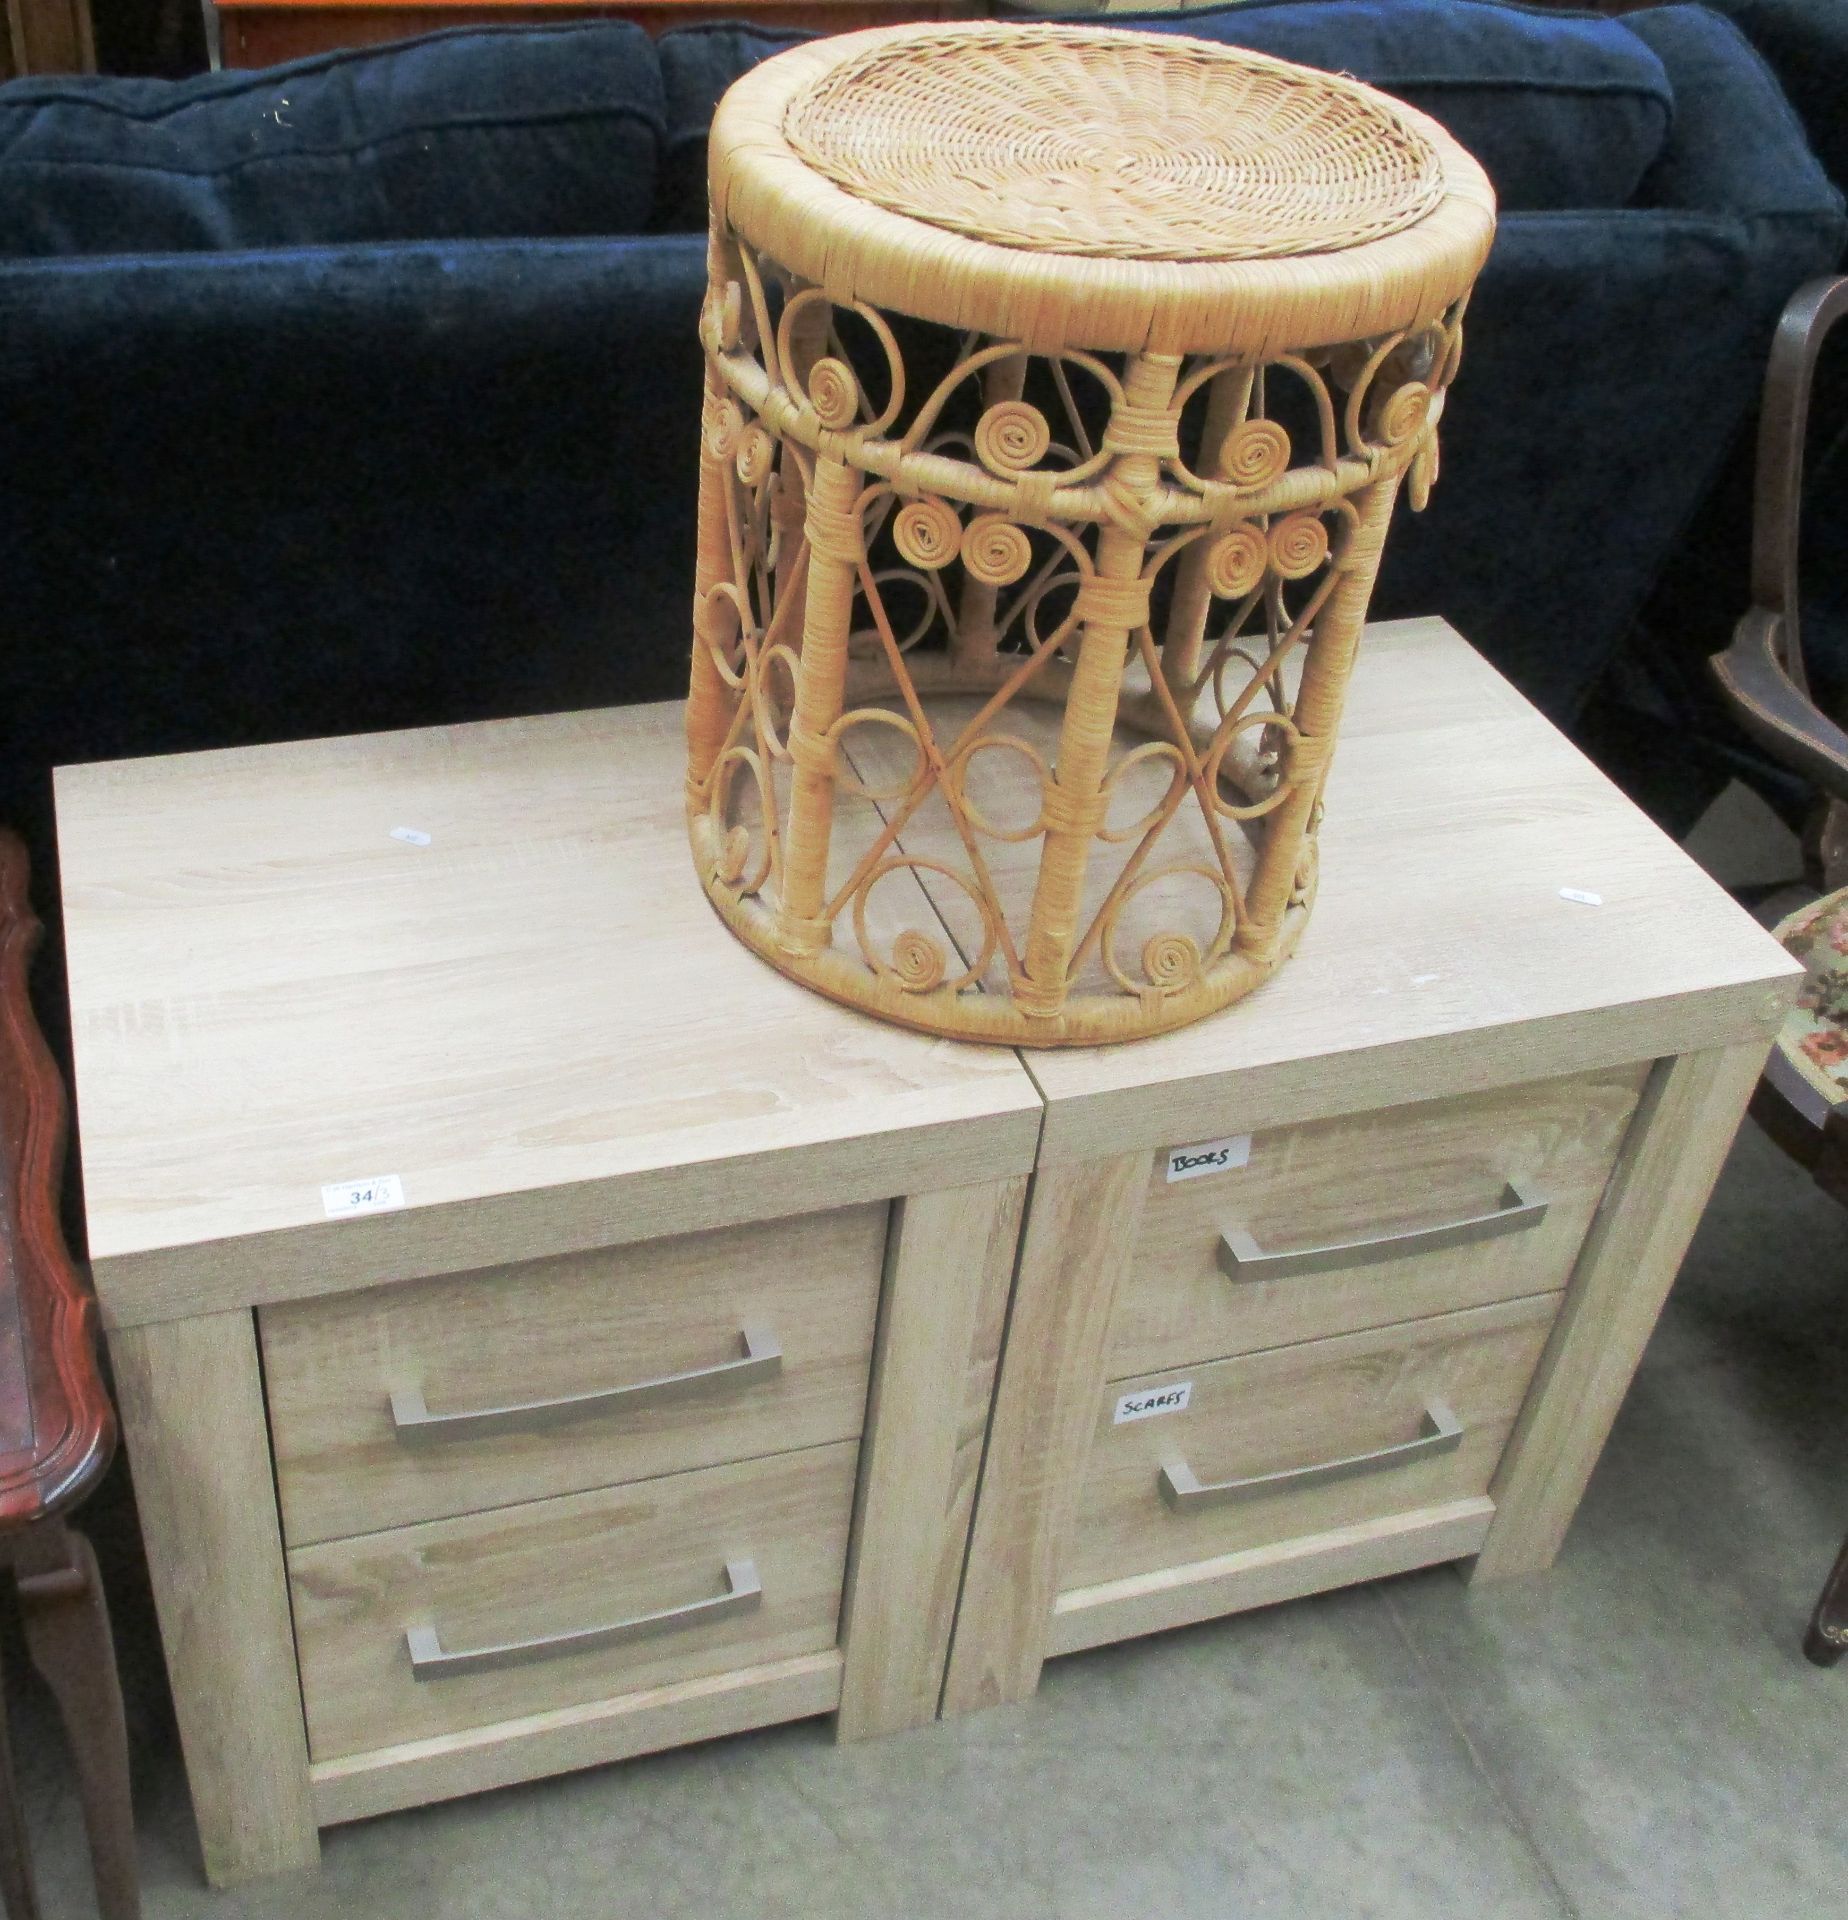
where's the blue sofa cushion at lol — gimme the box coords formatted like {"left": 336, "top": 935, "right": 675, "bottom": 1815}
{"left": 0, "top": 23, "right": 665, "bottom": 256}
{"left": 656, "top": 22, "right": 808, "bottom": 232}
{"left": 1112, "top": 0, "right": 1677, "bottom": 213}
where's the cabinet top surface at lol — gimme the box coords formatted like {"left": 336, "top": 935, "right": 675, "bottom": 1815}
{"left": 1024, "top": 618, "right": 1797, "bottom": 1155}
{"left": 55, "top": 619, "right": 1797, "bottom": 1302}
{"left": 56, "top": 701, "right": 1040, "bottom": 1295}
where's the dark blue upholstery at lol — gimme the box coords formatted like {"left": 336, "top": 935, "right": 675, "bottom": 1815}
{"left": 0, "top": 4, "right": 1841, "bottom": 1051}
{"left": 655, "top": 22, "right": 807, "bottom": 232}
{"left": 1380, "top": 2, "right": 1843, "bottom": 720}
{"left": 0, "top": 23, "right": 664, "bottom": 254}
{"left": 0, "top": 235, "right": 704, "bottom": 754}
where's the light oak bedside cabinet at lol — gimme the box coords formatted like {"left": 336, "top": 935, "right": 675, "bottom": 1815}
{"left": 54, "top": 703, "right": 1041, "bottom": 1886}
{"left": 941, "top": 616, "right": 1801, "bottom": 1713}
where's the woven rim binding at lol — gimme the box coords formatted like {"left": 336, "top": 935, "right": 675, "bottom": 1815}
{"left": 783, "top": 25, "right": 1445, "bottom": 264}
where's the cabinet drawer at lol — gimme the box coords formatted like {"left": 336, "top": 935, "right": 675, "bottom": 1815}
{"left": 262, "top": 1204, "right": 886, "bottom": 1545}
{"left": 291, "top": 1441, "right": 858, "bottom": 1761}
{"left": 1063, "top": 1294, "right": 1558, "bottom": 1593}
{"left": 1108, "top": 1065, "right": 1645, "bottom": 1379}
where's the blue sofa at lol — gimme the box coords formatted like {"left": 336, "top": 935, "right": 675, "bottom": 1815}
{"left": 0, "top": 1, "right": 1840, "bottom": 1043}
{"left": 1600, "top": 0, "right": 1848, "bottom": 828}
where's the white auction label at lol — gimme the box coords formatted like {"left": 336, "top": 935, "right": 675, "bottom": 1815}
{"left": 321, "top": 1174, "right": 405, "bottom": 1219}
{"left": 1164, "top": 1134, "right": 1251, "bottom": 1182}
{"left": 390, "top": 826, "right": 433, "bottom": 847}
{"left": 1114, "top": 1381, "right": 1193, "bottom": 1424}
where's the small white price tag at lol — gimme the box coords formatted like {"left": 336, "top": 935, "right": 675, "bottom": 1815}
{"left": 321, "top": 1174, "right": 405, "bottom": 1219}
{"left": 1559, "top": 887, "right": 1602, "bottom": 907}
{"left": 390, "top": 827, "right": 432, "bottom": 847}
{"left": 1164, "top": 1134, "right": 1251, "bottom": 1182}
{"left": 1114, "top": 1381, "right": 1192, "bottom": 1425}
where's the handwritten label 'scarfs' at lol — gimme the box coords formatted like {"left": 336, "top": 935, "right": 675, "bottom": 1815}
{"left": 322, "top": 1174, "right": 406, "bottom": 1219}
{"left": 1114, "top": 1381, "right": 1193, "bottom": 1424}
{"left": 1164, "top": 1134, "right": 1252, "bottom": 1182}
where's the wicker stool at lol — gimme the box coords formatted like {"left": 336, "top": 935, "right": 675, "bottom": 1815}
{"left": 686, "top": 23, "right": 1494, "bottom": 1045}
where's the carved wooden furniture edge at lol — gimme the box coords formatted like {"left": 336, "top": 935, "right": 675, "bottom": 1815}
{"left": 0, "top": 829, "right": 114, "bottom": 1525}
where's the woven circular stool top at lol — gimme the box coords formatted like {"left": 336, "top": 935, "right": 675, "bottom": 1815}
{"left": 783, "top": 27, "right": 1444, "bottom": 264}
{"left": 711, "top": 23, "right": 1495, "bottom": 357}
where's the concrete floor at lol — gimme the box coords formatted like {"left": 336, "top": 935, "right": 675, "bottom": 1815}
{"left": 8, "top": 795, "right": 1846, "bottom": 1920}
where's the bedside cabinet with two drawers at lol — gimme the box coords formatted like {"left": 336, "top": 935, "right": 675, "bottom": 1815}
{"left": 943, "top": 620, "right": 1796, "bottom": 1709}
{"left": 57, "top": 703, "right": 1040, "bottom": 1883}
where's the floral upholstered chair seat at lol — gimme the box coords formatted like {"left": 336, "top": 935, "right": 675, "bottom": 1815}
{"left": 1775, "top": 888, "right": 1848, "bottom": 1107}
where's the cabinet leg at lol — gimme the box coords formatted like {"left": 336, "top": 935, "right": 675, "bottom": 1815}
{"left": 1473, "top": 1042, "right": 1770, "bottom": 1582}
{"left": 1803, "top": 1534, "right": 1848, "bottom": 1667}
{"left": 838, "top": 1177, "right": 1028, "bottom": 1740}
{"left": 107, "top": 1310, "right": 319, "bottom": 1887}
{"left": 941, "top": 1152, "right": 1151, "bottom": 1717}
{"left": 0, "top": 1639, "right": 41, "bottom": 1920}
{"left": 15, "top": 1522, "right": 139, "bottom": 1920}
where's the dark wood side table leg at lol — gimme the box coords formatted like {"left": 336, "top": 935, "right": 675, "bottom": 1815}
{"left": 0, "top": 1637, "right": 41, "bottom": 1920}
{"left": 13, "top": 1521, "right": 139, "bottom": 1920}
{"left": 1804, "top": 1532, "right": 1848, "bottom": 1667}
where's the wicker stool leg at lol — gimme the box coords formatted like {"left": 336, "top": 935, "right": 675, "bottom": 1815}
{"left": 1019, "top": 351, "right": 1181, "bottom": 1017}
{"left": 1237, "top": 474, "right": 1398, "bottom": 960}
{"left": 778, "top": 456, "right": 866, "bottom": 957}
{"left": 0, "top": 1635, "right": 41, "bottom": 1920}
{"left": 769, "top": 466, "right": 809, "bottom": 654}
{"left": 15, "top": 1522, "right": 139, "bottom": 1920}
{"left": 1803, "top": 1532, "right": 1848, "bottom": 1667}
{"left": 687, "top": 371, "right": 747, "bottom": 797}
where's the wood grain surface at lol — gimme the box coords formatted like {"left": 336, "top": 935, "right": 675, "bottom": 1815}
{"left": 1065, "top": 1292, "right": 1558, "bottom": 1590}
{"left": 1108, "top": 1062, "right": 1646, "bottom": 1378}
{"left": 54, "top": 702, "right": 1040, "bottom": 1327}
{"left": 1474, "top": 1041, "right": 1772, "bottom": 1579}
{"left": 837, "top": 1175, "right": 1027, "bottom": 1738}
{"left": 292, "top": 1441, "right": 859, "bottom": 1761}
{"left": 263, "top": 1202, "right": 886, "bottom": 1544}
{"left": 1026, "top": 619, "right": 1798, "bottom": 1162}
{"left": 108, "top": 1310, "right": 320, "bottom": 1884}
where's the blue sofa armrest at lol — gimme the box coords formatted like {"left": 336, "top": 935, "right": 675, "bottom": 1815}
{"left": 1698, "top": 0, "right": 1848, "bottom": 213}
{"left": 1621, "top": 4, "right": 1843, "bottom": 229}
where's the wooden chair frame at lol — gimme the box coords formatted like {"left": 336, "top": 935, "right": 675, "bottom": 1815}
{"left": 0, "top": 832, "right": 138, "bottom": 1918}
{"left": 1708, "top": 273, "right": 1848, "bottom": 1668}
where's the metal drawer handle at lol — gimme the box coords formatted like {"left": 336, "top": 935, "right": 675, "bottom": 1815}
{"left": 389, "top": 1324, "right": 782, "bottom": 1444}
{"left": 1158, "top": 1400, "right": 1464, "bottom": 1512}
{"left": 1218, "top": 1182, "right": 1547, "bottom": 1284}
{"left": 406, "top": 1558, "right": 762, "bottom": 1681}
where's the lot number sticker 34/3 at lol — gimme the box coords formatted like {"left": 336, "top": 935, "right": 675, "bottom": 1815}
{"left": 322, "top": 1174, "right": 406, "bottom": 1219}
{"left": 1164, "top": 1134, "right": 1251, "bottom": 1182}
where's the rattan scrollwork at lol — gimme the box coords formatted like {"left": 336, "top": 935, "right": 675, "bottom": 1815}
{"left": 685, "top": 25, "right": 1495, "bottom": 1045}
